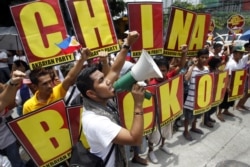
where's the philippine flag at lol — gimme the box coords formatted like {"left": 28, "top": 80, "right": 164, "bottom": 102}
{"left": 56, "top": 36, "right": 82, "bottom": 54}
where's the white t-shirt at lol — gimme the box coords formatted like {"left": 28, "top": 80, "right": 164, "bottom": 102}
{"left": 184, "top": 66, "right": 210, "bottom": 110}
{"left": 82, "top": 110, "right": 121, "bottom": 167}
{"left": 225, "top": 55, "right": 248, "bottom": 75}
{"left": 15, "top": 86, "right": 33, "bottom": 106}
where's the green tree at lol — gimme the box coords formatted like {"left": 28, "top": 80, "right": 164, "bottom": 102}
{"left": 172, "top": 1, "right": 205, "bottom": 11}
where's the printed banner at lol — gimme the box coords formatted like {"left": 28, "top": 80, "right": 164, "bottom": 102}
{"left": 127, "top": 2, "right": 163, "bottom": 57}
{"left": 66, "top": 0, "right": 119, "bottom": 58}
{"left": 211, "top": 71, "right": 229, "bottom": 107}
{"left": 66, "top": 105, "right": 90, "bottom": 149}
{"left": 7, "top": 100, "right": 71, "bottom": 167}
{"left": 228, "top": 69, "right": 247, "bottom": 102}
{"left": 66, "top": 105, "right": 82, "bottom": 145}
{"left": 117, "top": 85, "right": 157, "bottom": 136}
{"left": 11, "top": 0, "right": 74, "bottom": 70}
{"left": 194, "top": 73, "right": 214, "bottom": 115}
{"left": 164, "top": 6, "right": 211, "bottom": 57}
{"left": 156, "top": 75, "right": 184, "bottom": 127}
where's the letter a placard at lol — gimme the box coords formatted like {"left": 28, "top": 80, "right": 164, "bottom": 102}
{"left": 7, "top": 100, "right": 71, "bottom": 167}
{"left": 164, "top": 7, "right": 210, "bottom": 57}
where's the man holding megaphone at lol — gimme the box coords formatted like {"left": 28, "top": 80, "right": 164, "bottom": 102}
{"left": 76, "top": 31, "right": 150, "bottom": 167}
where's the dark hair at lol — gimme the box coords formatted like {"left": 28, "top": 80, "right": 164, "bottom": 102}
{"left": 76, "top": 66, "right": 98, "bottom": 99}
{"left": 29, "top": 68, "right": 50, "bottom": 85}
{"left": 13, "top": 60, "right": 30, "bottom": 71}
{"left": 197, "top": 49, "right": 209, "bottom": 58}
{"left": 213, "top": 43, "right": 223, "bottom": 49}
{"left": 153, "top": 56, "right": 169, "bottom": 70}
{"left": 60, "top": 62, "right": 75, "bottom": 78}
{"left": 244, "top": 42, "right": 250, "bottom": 48}
{"left": 208, "top": 56, "right": 221, "bottom": 71}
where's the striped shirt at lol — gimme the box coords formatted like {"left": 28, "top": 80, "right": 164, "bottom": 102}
{"left": 184, "top": 66, "right": 209, "bottom": 110}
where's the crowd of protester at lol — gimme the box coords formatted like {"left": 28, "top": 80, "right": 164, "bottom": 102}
{"left": 0, "top": 31, "right": 250, "bottom": 166}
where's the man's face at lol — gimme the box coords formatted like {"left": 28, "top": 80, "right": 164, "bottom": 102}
{"left": 214, "top": 46, "right": 222, "bottom": 53}
{"left": 234, "top": 52, "right": 244, "bottom": 61}
{"left": 90, "top": 70, "right": 115, "bottom": 100}
{"left": 198, "top": 54, "right": 209, "bottom": 66}
{"left": 245, "top": 45, "right": 250, "bottom": 53}
{"left": 37, "top": 74, "right": 53, "bottom": 95}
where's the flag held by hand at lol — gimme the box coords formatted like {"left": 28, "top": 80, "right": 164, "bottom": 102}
{"left": 56, "top": 36, "right": 82, "bottom": 54}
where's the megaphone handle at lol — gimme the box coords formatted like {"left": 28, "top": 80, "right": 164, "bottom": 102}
{"left": 144, "top": 91, "right": 152, "bottom": 100}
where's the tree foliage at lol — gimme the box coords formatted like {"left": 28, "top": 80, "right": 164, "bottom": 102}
{"left": 172, "top": 1, "right": 205, "bottom": 11}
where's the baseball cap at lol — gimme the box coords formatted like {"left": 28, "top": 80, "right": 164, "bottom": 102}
{"left": 233, "top": 45, "right": 248, "bottom": 53}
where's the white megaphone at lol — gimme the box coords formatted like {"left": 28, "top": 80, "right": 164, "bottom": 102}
{"left": 114, "top": 49, "right": 163, "bottom": 99}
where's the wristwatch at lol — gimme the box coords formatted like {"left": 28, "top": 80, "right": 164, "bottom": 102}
{"left": 122, "top": 44, "right": 130, "bottom": 50}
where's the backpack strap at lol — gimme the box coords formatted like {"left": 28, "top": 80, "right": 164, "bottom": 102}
{"left": 103, "top": 143, "right": 115, "bottom": 166}
{"left": 66, "top": 85, "right": 76, "bottom": 105}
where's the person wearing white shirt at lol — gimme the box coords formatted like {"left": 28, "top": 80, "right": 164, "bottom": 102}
{"left": 217, "top": 45, "right": 248, "bottom": 121}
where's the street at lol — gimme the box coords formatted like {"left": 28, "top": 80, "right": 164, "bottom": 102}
{"left": 129, "top": 99, "right": 250, "bottom": 167}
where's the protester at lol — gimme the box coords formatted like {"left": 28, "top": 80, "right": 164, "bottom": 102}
{"left": 204, "top": 56, "right": 222, "bottom": 128}
{"left": 22, "top": 48, "right": 90, "bottom": 114}
{"left": 217, "top": 45, "right": 248, "bottom": 121}
{"left": 0, "top": 70, "right": 26, "bottom": 167}
{"left": 11, "top": 60, "right": 33, "bottom": 116}
{"left": 147, "top": 45, "right": 187, "bottom": 163}
{"left": 147, "top": 56, "right": 172, "bottom": 164}
{"left": 235, "top": 42, "right": 250, "bottom": 111}
{"left": 183, "top": 48, "right": 209, "bottom": 141}
{"left": 76, "top": 31, "right": 143, "bottom": 167}
{"left": 209, "top": 42, "right": 223, "bottom": 58}
{"left": 0, "top": 70, "right": 25, "bottom": 113}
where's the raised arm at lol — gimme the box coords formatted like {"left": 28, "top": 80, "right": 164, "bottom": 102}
{"left": 106, "top": 31, "right": 139, "bottom": 83}
{"left": 112, "top": 84, "right": 145, "bottom": 145}
{"left": 178, "top": 44, "right": 188, "bottom": 71}
{"left": 98, "top": 51, "right": 110, "bottom": 76}
{"left": 185, "top": 64, "right": 196, "bottom": 81}
{"left": 62, "top": 48, "right": 90, "bottom": 91}
{"left": 0, "top": 70, "right": 25, "bottom": 113}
